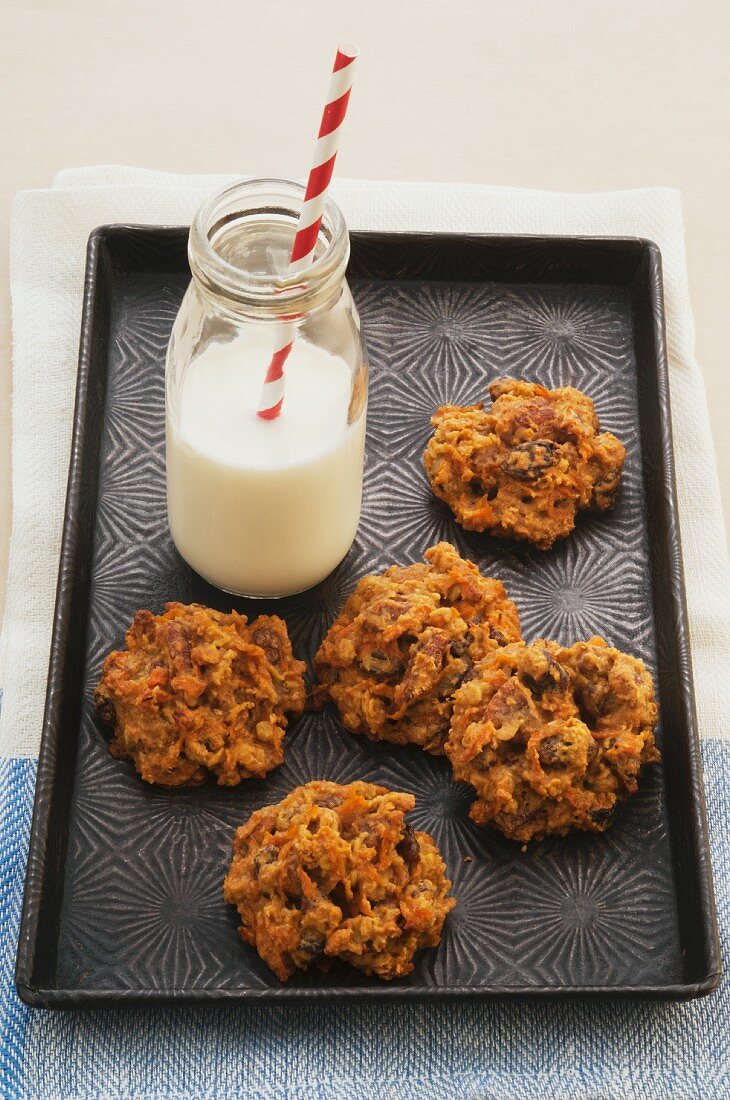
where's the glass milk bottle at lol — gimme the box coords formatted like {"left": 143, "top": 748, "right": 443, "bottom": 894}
{"left": 165, "top": 178, "right": 368, "bottom": 597}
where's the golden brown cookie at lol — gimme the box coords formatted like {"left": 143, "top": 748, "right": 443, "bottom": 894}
{"left": 95, "top": 603, "right": 305, "bottom": 786}
{"left": 313, "top": 542, "right": 521, "bottom": 753}
{"left": 223, "top": 780, "right": 456, "bottom": 981}
{"left": 424, "top": 378, "right": 626, "bottom": 549}
{"left": 445, "top": 636, "right": 659, "bottom": 842}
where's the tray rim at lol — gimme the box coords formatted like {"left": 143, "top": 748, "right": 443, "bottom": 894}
{"left": 15, "top": 224, "right": 722, "bottom": 1008}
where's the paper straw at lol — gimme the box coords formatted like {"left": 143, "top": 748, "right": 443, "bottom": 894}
{"left": 257, "top": 44, "right": 358, "bottom": 420}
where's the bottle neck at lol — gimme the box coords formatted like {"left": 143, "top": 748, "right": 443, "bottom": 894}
{"left": 188, "top": 178, "right": 349, "bottom": 322}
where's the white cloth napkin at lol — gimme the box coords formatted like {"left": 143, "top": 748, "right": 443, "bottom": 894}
{"left": 2, "top": 167, "right": 728, "bottom": 759}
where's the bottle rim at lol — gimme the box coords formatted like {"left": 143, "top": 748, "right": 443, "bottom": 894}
{"left": 188, "top": 177, "right": 349, "bottom": 317}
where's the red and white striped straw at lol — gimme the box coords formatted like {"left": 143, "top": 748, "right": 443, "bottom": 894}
{"left": 257, "top": 44, "right": 358, "bottom": 420}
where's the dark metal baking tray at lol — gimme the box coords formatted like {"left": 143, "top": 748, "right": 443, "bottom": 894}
{"left": 16, "top": 226, "right": 720, "bottom": 1006}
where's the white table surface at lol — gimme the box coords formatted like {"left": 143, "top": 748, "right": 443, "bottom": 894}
{"left": 2, "top": 0, "right": 728, "bottom": 622}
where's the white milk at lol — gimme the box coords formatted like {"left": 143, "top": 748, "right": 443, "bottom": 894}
{"left": 166, "top": 331, "right": 366, "bottom": 597}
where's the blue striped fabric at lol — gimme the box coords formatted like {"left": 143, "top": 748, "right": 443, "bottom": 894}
{"left": 0, "top": 743, "right": 727, "bottom": 1100}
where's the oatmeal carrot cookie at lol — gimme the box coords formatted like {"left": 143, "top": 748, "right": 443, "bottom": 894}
{"left": 424, "top": 378, "right": 626, "bottom": 549}
{"left": 95, "top": 603, "right": 305, "bottom": 786}
{"left": 224, "top": 780, "right": 455, "bottom": 981}
{"left": 445, "top": 636, "right": 659, "bottom": 842}
{"left": 313, "top": 542, "right": 521, "bottom": 753}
